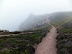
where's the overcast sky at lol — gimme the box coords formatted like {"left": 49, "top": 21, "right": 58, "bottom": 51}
{"left": 0, "top": 0, "right": 72, "bottom": 31}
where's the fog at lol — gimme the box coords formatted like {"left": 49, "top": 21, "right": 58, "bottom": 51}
{"left": 0, "top": 0, "right": 72, "bottom": 31}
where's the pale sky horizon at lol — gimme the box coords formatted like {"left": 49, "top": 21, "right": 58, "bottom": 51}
{"left": 0, "top": 0, "right": 72, "bottom": 31}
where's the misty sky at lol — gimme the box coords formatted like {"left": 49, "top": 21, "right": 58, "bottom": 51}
{"left": 0, "top": 0, "right": 72, "bottom": 31}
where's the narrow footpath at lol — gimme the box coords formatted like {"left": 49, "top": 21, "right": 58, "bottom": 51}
{"left": 34, "top": 19, "right": 58, "bottom": 54}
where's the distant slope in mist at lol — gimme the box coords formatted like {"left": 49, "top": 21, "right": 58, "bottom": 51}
{"left": 19, "top": 12, "right": 72, "bottom": 31}
{"left": 48, "top": 12, "right": 72, "bottom": 27}
{"left": 19, "top": 14, "right": 49, "bottom": 31}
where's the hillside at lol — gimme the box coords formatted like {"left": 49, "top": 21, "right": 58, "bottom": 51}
{"left": 48, "top": 12, "right": 72, "bottom": 54}
{"left": 19, "top": 14, "right": 49, "bottom": 31}
{"left": 0, "top": 12, "right": 72, "bottom": 54}
{"left": 56, "top": 19, "right": 72, "bottom": 54}
{"left": 19, "top": 12, "right": 72, "bottom": 31}
{"left": 0, "top": 23, "right": 51, "bottom": 54}
{"left": 49, "top": 12, "right": 72, "bottom": 27}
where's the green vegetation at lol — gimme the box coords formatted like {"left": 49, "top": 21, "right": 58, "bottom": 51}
{"left": 49, "top": 12, "right": 72, "bottom": 54}
{"left": 0, "top": 24, "right": 50, "bottom": 54}
{"left": 56, "top": 20, "right": 72, "bottom": 54}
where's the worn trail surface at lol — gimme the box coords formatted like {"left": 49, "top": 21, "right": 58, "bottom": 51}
{"left": 34, "top": 19, "right": 58, "bottom": 54}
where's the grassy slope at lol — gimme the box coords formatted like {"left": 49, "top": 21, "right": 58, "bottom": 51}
{"left": 49, "top": 12, "right": 72, "bottom": 27}
{"left": 56, "top": 20, "right": 72, "bottom": 54}
{"left": 49, "top": 12, "right": 72, "bottom": 54}
{"left": 51, "top": 16, "right": 72, "bottom": 54}
{"left": 0, "top": 24, "right": 51, "bottom": 54}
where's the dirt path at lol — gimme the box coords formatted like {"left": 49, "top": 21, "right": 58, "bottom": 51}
{"left": 34, "top": 19, "right": 58, "bottom": 54}
{"left": 0, "top": 34, "right": 19, "bottom": 37}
